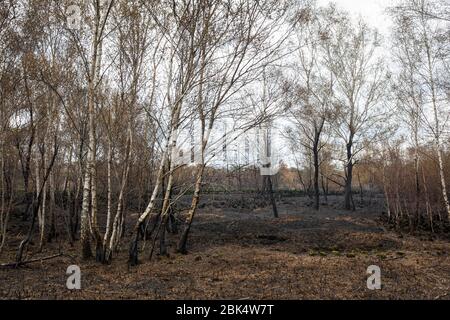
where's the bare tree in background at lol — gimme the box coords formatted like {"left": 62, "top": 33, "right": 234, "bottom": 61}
{"left": 320, "top": 6, "right": 391, "bottom": 210}
{"left": 285, "top": 6, "right": 334, "bottom": 211}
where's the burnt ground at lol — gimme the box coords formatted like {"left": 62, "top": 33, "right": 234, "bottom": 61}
{"left": 0, "top": 195, "right": 449, "bottom": 300}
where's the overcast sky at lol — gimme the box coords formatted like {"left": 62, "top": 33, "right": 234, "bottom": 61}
{"left": 317, "top": 0, "right": 395, "bottom": 36}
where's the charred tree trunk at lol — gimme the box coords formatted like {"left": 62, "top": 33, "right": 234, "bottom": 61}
{"left": 344, "top": 138, "right": 355, "bottom": 211}
{"left": 266, "top": 175, "right": 278, "bottom": 218}
{"left": 321, "top": 174, "right": 328, "bottom": 205}
{"left": 313, "top": 144, "right": 320, "bottom": 211}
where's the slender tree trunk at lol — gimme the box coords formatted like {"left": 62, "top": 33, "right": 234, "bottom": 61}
{"left": 105, "top": 125, "right": 132, "bottom": 263}
{"left": 436, "top": 147, "right": 450, "bottom": 220}
{"left": 344, "top": 138, "right": 354, "bottom": 211}
{"left": 47, "top": 168, "right": 56, "bottom": 242}
{"left": 313, "top": 144, "right": 320, "bottom": 210}
{"left": 422, "top": 168, "right": 433, "bottom": 232}
{"left": 177, "top": 118, "right": 211, "bottom": 255}
{"left": 177, "top": 164, "right": 205, "bottom": 254}
{"left": 382, "top": 159, "right": 391, "bottom": 221}
{"left": 308, "top": 152, "right": 313, "bottom": 199}
{"left": 38, "top": 153, "right": 47, "bottom": 252}
{"left": 266, "top": 175, "right": 278, "bottom": 218}
{"left": 103, "top": 137, "right": 113, "bottom": 260}
{"left": 413, "top": 134, "right": 421, "bottom": 229}
{"left": 321, "top": 174, "right": 328, "bottom": 204}
{"left": 128, "top": 131, "right": 172, "bottom": 266}
{"left": 80, "top": 157, "right": 92, "bottom": 259}
{"left": 158, "top": 159, "right": 176, "bottom": 257}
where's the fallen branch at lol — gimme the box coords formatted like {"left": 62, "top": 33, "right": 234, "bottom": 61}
{"left": 0, "top": 253, "right": 62, "bottom": 268}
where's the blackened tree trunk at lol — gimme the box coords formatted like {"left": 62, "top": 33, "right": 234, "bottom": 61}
{"left": 344, "top": 137, "right": 355, "bottom": 211}
{"left": 266, "top": 175, "right": 278, "bottom": 218}
{"left": 312, "top": 120, "right": 325, "bottom": 211}
{"left": 321, "top": 175, "right": 329, "bottom": 204}
{"left": 313, "top": 145, "right": 320, "bottom": 211}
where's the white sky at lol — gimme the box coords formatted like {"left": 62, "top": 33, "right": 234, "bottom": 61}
{"left": 317, "top": 0, "right": 396, "bottom": 36}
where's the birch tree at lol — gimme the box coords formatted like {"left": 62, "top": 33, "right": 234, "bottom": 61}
{"left": 128, "top": 0, "right": 206, "bottom": 265}
{"left": 176, "top": 0, "right": 295, "bottom": 254}
{"left": 320, "top": 6, "right": 391, "bottom": 210}
{"left": 71, "top": 0, "right": 116, "bottom": 260}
